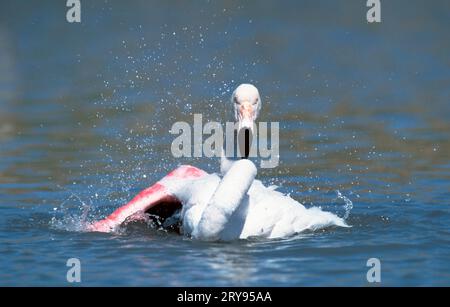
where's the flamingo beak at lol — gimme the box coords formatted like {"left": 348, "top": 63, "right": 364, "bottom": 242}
{"left": 237, "top": 101, "right": 255, "bottom": 159}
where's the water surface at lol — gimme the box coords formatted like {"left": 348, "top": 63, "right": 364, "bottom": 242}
{"left": 0, "top": 0, "right": 449, "bottom": 286}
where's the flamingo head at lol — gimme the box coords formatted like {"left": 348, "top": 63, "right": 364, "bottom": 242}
{"left": 232, "top": 83, "right": 261, "bottom": 134}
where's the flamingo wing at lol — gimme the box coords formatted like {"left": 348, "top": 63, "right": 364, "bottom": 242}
{"left": 88, "top": 165, "right": 207, "bottom": 233}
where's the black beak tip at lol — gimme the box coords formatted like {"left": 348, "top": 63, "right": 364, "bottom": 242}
{"left": 238, "top": 127, "right": 252, "bottom": 159}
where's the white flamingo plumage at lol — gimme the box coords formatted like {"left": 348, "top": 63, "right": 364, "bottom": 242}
{"left": 88, "top": 84, "right": 347, "bottom": 240}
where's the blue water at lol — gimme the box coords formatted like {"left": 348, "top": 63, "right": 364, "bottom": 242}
{"left": 0, "top": 0, "right": 449, "bottom": 286}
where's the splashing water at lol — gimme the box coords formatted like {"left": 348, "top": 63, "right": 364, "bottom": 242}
{"left": 50, "top": 206, "right": 91, "bottom": 232}
{"left": 49, "top": 188, "right": 169, "bottom": 234}
{"left": 49, "top": 190, "right": 95, "bottom": 232}
{"left": 336, "top": 190, "right": 353, "bottom": 220}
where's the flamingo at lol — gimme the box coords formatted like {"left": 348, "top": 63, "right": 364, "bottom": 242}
{"left": 88, "top": 84, "right": 347, "bottom": 240}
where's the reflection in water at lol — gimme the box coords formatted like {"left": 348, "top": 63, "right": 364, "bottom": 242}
{"left": 202, "top": 243, "right": 259, "bottom": 285}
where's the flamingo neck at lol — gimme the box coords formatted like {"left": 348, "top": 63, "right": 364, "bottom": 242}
{"left": 194, "top": 159, "right": 257, "bottom": 240}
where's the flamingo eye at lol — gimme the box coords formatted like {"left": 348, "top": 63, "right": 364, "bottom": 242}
{"left": 234, "top": 98, "right": 240, "bottom": 105}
